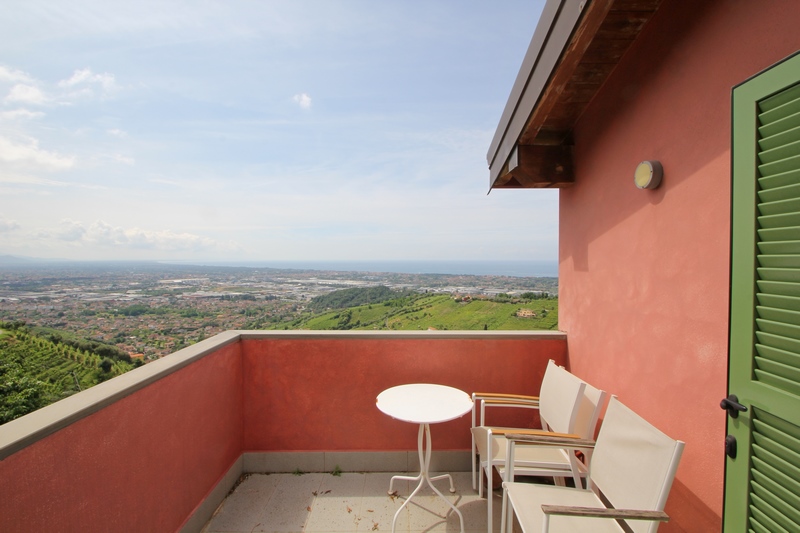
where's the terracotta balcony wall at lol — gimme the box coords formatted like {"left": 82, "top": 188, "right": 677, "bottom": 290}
{"left": 0, "top": 330, "right": 567, "bottom": 532}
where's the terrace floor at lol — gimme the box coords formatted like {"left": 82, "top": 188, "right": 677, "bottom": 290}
{"left": 202, "top": 471, "right": 509, "bottom": 533}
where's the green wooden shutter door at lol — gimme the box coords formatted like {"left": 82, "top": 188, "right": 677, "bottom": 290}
{"left": 727, "top": 52, "right": 800, "bottom": 532}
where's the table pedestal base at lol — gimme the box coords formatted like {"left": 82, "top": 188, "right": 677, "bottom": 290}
{"left": 388, "top": 423, "right": 465, "bottom": 533}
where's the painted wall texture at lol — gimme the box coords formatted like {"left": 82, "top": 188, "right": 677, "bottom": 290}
{"left": 0, "top": 333, "right": 567, "bottom": 532}
{"left": 558, "top": 0, "right": 800, "bottom": 530}
{"left": 0, "top": 342, "right": 244, "bottom": 533}
{"left": 241, "top": 336, "right": 567, "bottom": 452}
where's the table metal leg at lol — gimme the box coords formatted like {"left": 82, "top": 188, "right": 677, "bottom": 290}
{"left": 388, "top": 423, "right": 465, "bottom": 533}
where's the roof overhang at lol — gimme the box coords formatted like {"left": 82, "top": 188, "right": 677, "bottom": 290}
{"left": 487, "top": 0, "right": 662, "bottom": 190}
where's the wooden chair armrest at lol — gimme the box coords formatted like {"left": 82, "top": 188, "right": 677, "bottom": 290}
{"left": 473, "top": 392, "right": 539, "bottom": 404}
{"left": 505, "top": 432, "right": 595, "bottom": 448}
{"left": 541, "top": 505, "right": 670, "bottom": 522}
{"left": 490, "top": 428, "right": 579, "bottom": 439}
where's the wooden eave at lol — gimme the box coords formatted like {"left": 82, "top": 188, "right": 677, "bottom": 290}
{"left": 487, "top": 0, "right": 662, "bottom": 190}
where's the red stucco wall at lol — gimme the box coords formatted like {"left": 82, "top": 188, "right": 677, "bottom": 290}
{"left": 0, "top": 342, "right": 244, "bottom": 533}
{"left": 0, "top": 333, "right": 566, "bottom": 532}
{"left": 559, "top": 0, "right": 800, "bottom": 530}
{"left": 241, "top": 336, "right": 567, "bottom": 452}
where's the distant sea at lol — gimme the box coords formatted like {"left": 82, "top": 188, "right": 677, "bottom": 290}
{"left": 166, "top": 260, "right": 558, "bottom": 278}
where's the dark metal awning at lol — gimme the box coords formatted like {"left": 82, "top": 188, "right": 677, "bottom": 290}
{"left": 487, "top": 0, "right": 662, "bottom": 190}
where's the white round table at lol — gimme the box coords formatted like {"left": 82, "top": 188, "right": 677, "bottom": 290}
{"left": 376, "top": 383, "right": 473, "bottom": 533}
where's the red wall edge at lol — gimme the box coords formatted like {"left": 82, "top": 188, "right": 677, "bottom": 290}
{"left": 0, "top": 342, "right": 244, "bottom": 533}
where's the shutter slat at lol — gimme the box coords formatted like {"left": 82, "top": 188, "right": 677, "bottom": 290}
{"left": 758, "top": 167, "right": 800, "bottom": 190}
{"left": 758, "top": 227, "right": 800, "bottom": 242}
{"left": 756, "top": 318, "right": 800, "bottom": 341}
{"left": 752, "top": 418, "right": 800, "bottom": 465}
{"left": 758, "top": 197, "right": 800, "bottom": 216}
{"left": 757, "top": 305, "right": 800, "bottom": 326}
{"left": 759, "top": 121, "right": 800, "bottom": 152}
{"left": 754, "top": 369, "right": 800, "bottom": 396}
{"left": 759, "top": 153, "right": 800, "bottom": 177}
{"left": 758, "top": 212, "right": 800, "bottom": 229}
{"left": 752, "top": 471, "right": 800, "bottom": 507}
{"left": 757, "top": 294, "right": 800, "bottom": 312}
{"left": 759, "top": 139, "right": 800, "bottom": 165}
{"left": 750, "top": 491, "right": 794, "bottom": 531}
{"left": 758, "top": 241, "right": 800, "bottom": 255}
{"left": 758, "top": 182, "right": 800, "bottom": 203}
{"left": 757, "top": 268, "right": 800, "bottom": 283}
{"left": 754, "top": 357, "right": 800, "bottom": 392}
{"left": 755, "top": 344, "right": 800, "bottom": 368}
{"left": 757, "top": 280, "right": 800, "bottom": 297}
{"left": 750, "top": 493, "right": 798, "bottom": 531}
{"left": 749, "top": 504, "right": 792, "bottom": 533}
{"left": 758, "top": 82, "right": 800, "bottom": 113}
{"left": 757, "top": 255, "right": 800, "bottom": 269}
{"left": 752, "top": 456, "right": 800, "bottom": 497}
{"left": 758, "top": 242, "right": 800, "bottom": 255}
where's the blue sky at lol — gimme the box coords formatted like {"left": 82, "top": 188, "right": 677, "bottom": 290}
{"left": 0, "top": 0, "right": 556, "bottom": 263}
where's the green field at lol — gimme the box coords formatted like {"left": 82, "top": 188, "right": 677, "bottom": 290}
{"left": 0, "top": 324, "right": 134, "bottom": 424}
{"left": 273, "top": 293, "right": 558, "bottom": 331}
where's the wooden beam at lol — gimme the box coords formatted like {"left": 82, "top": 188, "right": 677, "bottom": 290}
{"left": 494, "top": 144, "right": 574, "bottom": 189}
{"left": 519, "top": 0, "right": 616, "bottom": 145}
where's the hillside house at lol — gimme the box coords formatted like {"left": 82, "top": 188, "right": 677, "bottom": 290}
{"left": 487, "top": 0, "right": 800, "bottom": 530}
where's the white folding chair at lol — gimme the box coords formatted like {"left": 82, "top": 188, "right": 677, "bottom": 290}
{"left": 502, "top": 396, "right": 685, "bottom": 533}
{"left": 471, "top": 360, "right": 606, "bottom": 533}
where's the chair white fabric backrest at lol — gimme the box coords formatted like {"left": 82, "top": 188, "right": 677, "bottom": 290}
{"left": 501, "top": 396, "right": 685, "bottom": 533}
{"left": 537, "top": 360, "right": 588, "bottom": 434}
{"left": 471, "top": 360, "right": 595, "bottom": 533}
{"left": 589, "top": 398, "right": 684, "bottom": 533}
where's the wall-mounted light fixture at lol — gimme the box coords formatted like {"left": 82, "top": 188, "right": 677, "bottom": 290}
{"left": 634, "top": 160, "right": 663, "bottom": 190}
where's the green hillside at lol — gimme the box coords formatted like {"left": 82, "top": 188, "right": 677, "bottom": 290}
{"left": 306, "top": 285, "right": 414, "bottom": 312}
{"left": 0, "top": 322, "right": 135, "bottom": 424}
{"left": 274, "top": 292, "right": 558, "bottom": 331}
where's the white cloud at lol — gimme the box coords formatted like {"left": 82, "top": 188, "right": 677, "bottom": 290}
{"left": 57, "top": 68, "right": 118, "bottom": 99}
{"left": 54, "top": 218, "right": 87, "bottom": 241}
{"left": 112, "top": 154, "right": 135, "bottom": 165}
{"left": 0, "top": 65, "right": 33, "bottom": 84}
{"left": 5, "top": 84, "right": 49, "bottom": 105}
{"left": 0, "top": 217, "right": 20, "bottom": 232}
{"left": 0, "top": 136, "right": 75, "bottom": 171}
{"left": 292, "top": 92, "right": 312, "bottom": 109}
{"left": 107, "top": 128, "right": 128, "bottom": 138}
{"left": 49, "top": 219, "right": 217, "bottom": 252}
{"left": 0, "top": 108, "right": 46, "bottom": 120}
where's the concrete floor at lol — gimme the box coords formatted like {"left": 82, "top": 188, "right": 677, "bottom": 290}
{"left": 202, "top": 471, "right": 507, "bottom": 533}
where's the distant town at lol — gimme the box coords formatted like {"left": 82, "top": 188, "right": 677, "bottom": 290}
{"left": 0, "top": 261, "right": 557, "bottom": 360}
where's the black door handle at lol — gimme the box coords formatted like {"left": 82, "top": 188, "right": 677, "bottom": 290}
{"left": 725, "top": 435, "right": 737, "bottom": 458}
{"left": 720, "top": 394, "right": 748, "bottom": 418}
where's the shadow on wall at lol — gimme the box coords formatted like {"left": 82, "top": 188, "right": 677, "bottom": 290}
{"left": 665, "top": 477, "right": 722, "bottom": 532}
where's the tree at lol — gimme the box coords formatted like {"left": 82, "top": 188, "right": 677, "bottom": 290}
{"left": 0, "top": 364, "right": 53, "bottom": 424}
{"left": 99, "top": 358, "right": 114, "bottom": 373}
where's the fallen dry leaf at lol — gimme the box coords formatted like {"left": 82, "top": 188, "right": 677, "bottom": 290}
{"left": 346, "top": 505, "right": 352, "bottom": 513}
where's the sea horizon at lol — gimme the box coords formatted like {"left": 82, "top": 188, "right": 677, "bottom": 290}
{"left": 163, "top": 259, "right": 558, "bottom": 278}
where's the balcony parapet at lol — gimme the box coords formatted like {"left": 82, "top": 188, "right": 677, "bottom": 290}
{"left": 0, "top": 329, "right": 567, "bottom": 532}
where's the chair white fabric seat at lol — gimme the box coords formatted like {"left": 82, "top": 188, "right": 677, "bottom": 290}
{"left": 473, "top": 427, "right": 583, "bottom": 477}
{"left": 505, "top": 483, "right": 625, "bottom": 533}
{"left": 471, "top": 361, "right": 607, "bottom": 533}
{"left": 501, "top": 398, "right": 684, "bottom": 533}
